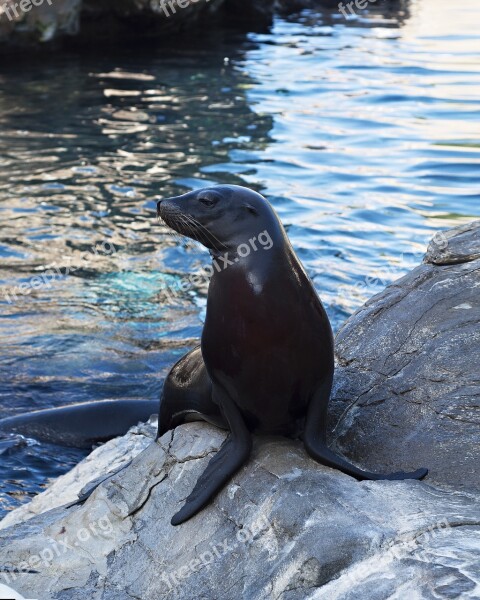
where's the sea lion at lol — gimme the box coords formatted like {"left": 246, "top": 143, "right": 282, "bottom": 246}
{"left": 0, "top": 400, "right": 158, "bottom": 448}
{"left": 157, "top": 184, "right": 428, "bottom": 526}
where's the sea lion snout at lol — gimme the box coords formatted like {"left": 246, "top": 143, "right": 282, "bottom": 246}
{"left": 157, "top": 197, "right": 174, "bottom": 218}
{"left": 156, "top": 196, "right": 181, "bottom": 223}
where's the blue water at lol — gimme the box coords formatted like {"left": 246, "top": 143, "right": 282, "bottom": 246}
{"left": 0, "top": 0, "right": 479, "bottom": 515}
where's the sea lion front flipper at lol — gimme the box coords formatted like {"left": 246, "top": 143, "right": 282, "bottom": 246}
{"left": 170, "top": 387, "right": 252, "bottom": 526}
{"left": 303, "top": 376, "right": 428, "bottom": 481}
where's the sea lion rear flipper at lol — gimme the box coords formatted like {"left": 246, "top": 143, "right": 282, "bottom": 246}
{"left": 170, "top": 388, "right": 251, "bottom": 526}
{"left": 304, "top": 378, "right": 428, "bottom": 481}
{"left": 157, "top": 346, "right": 225, "bottom": 439}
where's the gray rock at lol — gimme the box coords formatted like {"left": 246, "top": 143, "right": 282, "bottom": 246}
{"left": 329, "top": 220, "right": 480, "bottom": 494}
{"left": 425, "top": 221, "right": 480, "bottom": 265}
{"left": 0, "top": 422, "right": 478, "bottom": 600}
{"left": 0, "top": 222, "right": 478, "bottom": 599}
{"left": 0, "top": 419, "right": 157, "bottom": 531}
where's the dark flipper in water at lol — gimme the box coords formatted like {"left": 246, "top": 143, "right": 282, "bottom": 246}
{"left": 0, "top": 400, "right": 159, "bottom": 448}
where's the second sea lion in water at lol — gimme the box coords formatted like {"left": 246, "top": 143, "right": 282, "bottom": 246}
{"left": 157, "top": 184, "right": 428, "bottom": 526}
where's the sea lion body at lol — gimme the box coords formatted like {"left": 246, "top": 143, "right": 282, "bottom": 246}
{"left": 159, "top": 345, "right": 225, "bottom": 431}
{"left": 201, "top": 237, "right": 332, "bottom": 436}
{"left": 157, "top": 185, "right": 427, "bottom": 525}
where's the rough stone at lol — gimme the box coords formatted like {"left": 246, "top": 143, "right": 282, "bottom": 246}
{"left": 0, "top": 422, "right": 478, "bottom": 600}
{"left": 329, "top": 220, "right": 480, "bottom": 494}
{"left": 0, "top": 419, "right": 157, "bottom": 531}
{"left": 0, "top": 0, "right": 372, "bottom": 49}
{"left": 0, "top": 0, "right": 81, "bottom": 46}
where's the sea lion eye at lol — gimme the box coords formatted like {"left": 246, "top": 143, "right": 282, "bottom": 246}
{"left": 199, "top": 196, "right": 215, "bottom": 207}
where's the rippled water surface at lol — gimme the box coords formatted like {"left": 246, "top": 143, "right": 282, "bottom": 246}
{"left": 0, "top": 0, "right": 479, "bottom": 514}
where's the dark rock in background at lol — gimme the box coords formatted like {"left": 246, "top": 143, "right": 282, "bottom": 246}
{"left": 0, "top": 0, "right": 412, "bottom": 50}
{"left": 0, "top": 0, "right": 226, "bottom": 49}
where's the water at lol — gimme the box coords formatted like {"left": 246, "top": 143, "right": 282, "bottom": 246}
{"left": 0, "top": 0, "right": 479, "bottom": 516}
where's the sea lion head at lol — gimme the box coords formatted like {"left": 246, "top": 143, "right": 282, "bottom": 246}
{"left": 157, "top": 185, "right": 282, "bottom": 254}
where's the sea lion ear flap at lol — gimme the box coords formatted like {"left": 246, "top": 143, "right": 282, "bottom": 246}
{"left": 244, "top": 203, "right": 259, "bottom": 216}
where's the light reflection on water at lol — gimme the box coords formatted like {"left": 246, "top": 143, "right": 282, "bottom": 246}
{"left": 0, "top": 0, "right": 479, "bottom": 514}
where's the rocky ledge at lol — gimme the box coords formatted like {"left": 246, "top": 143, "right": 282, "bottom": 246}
{"left": 0, "top": 221, "right": 478, "bottom": 600}
{"left": 0, "top": 0, "right": 226, "bottom": 49}
{"left": 0, "top": 0, "right": 326, "bottom": 49}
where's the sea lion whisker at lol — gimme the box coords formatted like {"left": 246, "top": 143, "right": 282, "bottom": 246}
{"left": 159, "top": 209, "right": 185, "bottom": 241}
{"left": 178, "top": 216, "right": 204, "bottom": 252}
{"left": 182, "top": 213, "right": 228, "bottom": 252}
{"left": 174, "top": 214, "right": 203, "bottom": 251}
{"left": 170, "top": 216, "right": 195, "bottom": 249}
{"left": 156, "top": 214, "right": 168, "bottom": 229}
{"left": 168, "top": 212, "right": 201, "bottom": 250}
{"left": 172, "top": 211, "right": 217, "bottom": 251}
{"left": 193, "top": 220, "right": 228, "bottom": 252}
{"left": 157, "top": 213, "right": 188, "bottom": 248}
{"left": 158, "top": 204, "right": 226, "bottom": 253}
{"left": 181, "top": 215, "right": 219, "bottom": 251}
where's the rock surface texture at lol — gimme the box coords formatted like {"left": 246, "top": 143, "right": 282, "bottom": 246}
{"left": 329, "top": 220, "right": 480, "bottom": 494}
{"left": 0, "top": 222, "right": 478, "bottom": 600}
